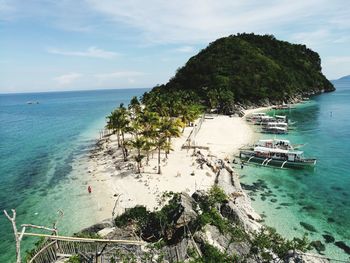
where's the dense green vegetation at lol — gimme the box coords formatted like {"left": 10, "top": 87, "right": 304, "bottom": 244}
{"left": 106, "top": 97, "right": 201, "bottom": 174}
{"left": 114, "top": 192, "right": 182, "bottom": 243}
{"left": 142, "top": 33, "right": 334, "bottom": 114}
{"left": 114, "top": 186, "right": 310, "bottom": 262}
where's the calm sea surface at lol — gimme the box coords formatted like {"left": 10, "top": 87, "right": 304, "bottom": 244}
{"left": 239, "top": 80, "right": 350, "bottom": 261}
{"left": 1, "top": 84, "right": 349, "bottom": 261}
{"left": 0, "top": 88, "right": 148, "bottom": 262}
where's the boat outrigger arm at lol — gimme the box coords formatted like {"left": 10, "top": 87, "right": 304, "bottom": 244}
{"left": 281, "top": 160, "right": 288, "bottom": 168}
{"left": 265, "top": 159, "right": 273, "bottom": 166}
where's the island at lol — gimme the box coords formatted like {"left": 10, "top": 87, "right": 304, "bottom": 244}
{"left": 7, "top": 33, "right": 338, "bottom": 263}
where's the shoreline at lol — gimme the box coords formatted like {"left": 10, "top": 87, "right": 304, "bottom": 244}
{"left": 82, "top": 107, "right": 270, "bottom": 224}
{"left": 55, "top": 101, "right": 334, "bottom": 262}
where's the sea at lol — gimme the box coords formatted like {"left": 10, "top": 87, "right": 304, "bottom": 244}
{"left": 239, "top": 80, "right": 350, "bottom": 261}
{"left": 0, "top": 88, "right": 148, "bottom": 262}
{"left": 1, "top": 83, "right": 350, "bottom": 262}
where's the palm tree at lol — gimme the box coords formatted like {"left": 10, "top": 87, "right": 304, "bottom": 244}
{"left": 106, "top": 103, "right": 131, "bottom": 161}
{"left": 155, "top": 136, "right": 167, "bottom": 174}
{"left": 129, "top": 137, "right": 146, "bottom": 173}
{"left": 159, "top": 117, "right": 182, "bottom": 155}
{"left": 142, "top": 139, "right": 154, "bottom": 166}
{"left": 106, "top": 103, "right": 130, "bottom": 148}
{"left": 128, "top": 96, "right": 142, "bottom": 119}
{"left": 178, "top": 104, "right": 202, "bottom": 131}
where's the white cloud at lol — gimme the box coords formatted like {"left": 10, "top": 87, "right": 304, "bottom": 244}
{"left": 54, "top": 73, "right": 82, "bottom": 86}
{"left": 47, "top": 46, "right": 119, "bottom": 59}
{"left": 174, "top": 46, "right": 195, "bottom": 53}
{"left": 85, "top": 0, "right": 328, "bottom": 44}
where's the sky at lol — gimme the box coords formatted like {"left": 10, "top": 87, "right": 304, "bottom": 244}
{"left": 1, "top": 0, "right": 349, "bottom": 93}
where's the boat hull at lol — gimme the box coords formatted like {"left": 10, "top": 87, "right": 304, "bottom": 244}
{"left": 239, "top": 151, "right": 316, "bottom": 169}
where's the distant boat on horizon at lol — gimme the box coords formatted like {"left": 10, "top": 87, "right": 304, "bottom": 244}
{"left": 26, "top": 101, "right": 39, "bottom": 104}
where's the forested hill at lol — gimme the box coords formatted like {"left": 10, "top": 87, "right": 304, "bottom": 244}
{"left": 143, "top": 33, "right": 335, "bottom": 114}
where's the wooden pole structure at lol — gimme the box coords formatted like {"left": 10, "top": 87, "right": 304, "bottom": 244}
{"left": 4, "top": 209, "right": 25, "bottom": 263}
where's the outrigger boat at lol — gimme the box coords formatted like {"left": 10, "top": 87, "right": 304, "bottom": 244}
{"left": 255, "top": 139, "right": 293, "bottom": 150}
{"left": 261, "top": 126, "right": 288, "bottom": 134}
{"left": 239, "top": 146, "right": 316, "bottom": 169}
{"left": 272, "top": 104, "right": 295, "bottom": 110}
{"left": 262, "top": 122, "right": 288, "bottom": 129}
{"left": 246, "top": 112, "right": 267, "bottom": 122}
{"left": 275, "top": 115, "right": 287, "bottom": 122}
{"left": 240, "top": 139, "right": 304, "bottom": 151}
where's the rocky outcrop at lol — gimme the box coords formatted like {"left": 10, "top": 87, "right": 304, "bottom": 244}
{"left": 80, "top": 219, "right": 114, "bottom": 234}
{"left": 78, "top": 154, "right": 329, "bottom": 262}
{"left": 174, "top": 192, "right": 198, "bottom": 228}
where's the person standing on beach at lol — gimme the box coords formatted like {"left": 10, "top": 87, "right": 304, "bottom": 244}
{"left": 88, "top": 185, "right": 92, "bottom": 194}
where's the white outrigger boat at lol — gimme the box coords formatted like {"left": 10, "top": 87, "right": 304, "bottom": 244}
{"left": 261, "top": 126, "right": 288, "bottom": 134}
{"left": 275, "top": 115, "right": 287, "bottom": 122}
{"left": 241, "top": 139, "right": 299, "bottom": 151}
{"left": 246, "top": 112, "right": 267, "bottom": 122}
{"left": 239, "top": 146, "right": 316, "bottom": 169}
{"left": 255, "top": 139, "right": 294, "bottom": 150}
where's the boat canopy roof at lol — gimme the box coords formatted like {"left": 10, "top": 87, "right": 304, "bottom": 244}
{"left": 267, "top": 122, "right": 288, "bottom": 126}
{"left": 258, "top": 139, "right": 291, "bottom": 144}
{"left": 261, "top": 116, "right": 274, "bottom": 119}
{"left": 288, "top": 150, "right": 304, "bottom": 155}
{"left": 254, "top": 146, "right": 289, "bottom": 154}
{"left": 254, "top": 146, "right": 303, "bottom": 155}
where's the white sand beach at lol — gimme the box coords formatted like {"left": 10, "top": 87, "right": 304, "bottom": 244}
{"left": 84, "top": 109, "right": 268, "bottom": 222}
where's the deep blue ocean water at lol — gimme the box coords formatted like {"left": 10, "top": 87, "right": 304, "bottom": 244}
{"left": 239, "top": 80, "right": 350, "bottom": 261}
{"left": 1, "top": 83, "right": 349, "bottom": 261}
{"left": 0, "top": 88, "right": 148, "bottom": 262}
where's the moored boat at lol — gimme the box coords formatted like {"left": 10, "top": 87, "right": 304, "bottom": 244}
{"left": 239, "top": 146, "right": 316, "bottom": 169}
{"left": 246, "top": 112, "right": 267, "bottom": 122}
{"left": 255, "top": 139, "right": 293, "bottom": 150}
{"left": 261, "top": 126, "right": 288, "bottom": 134}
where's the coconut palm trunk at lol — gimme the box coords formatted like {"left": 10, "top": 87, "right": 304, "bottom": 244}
{"left": 158, "top": 146, "right": 161, "bottom": 174}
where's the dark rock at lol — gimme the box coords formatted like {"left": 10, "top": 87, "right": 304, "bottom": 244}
{"left": 322, "top": 234, "right": 335, "bottom": 243}
{"left": 310, "top": 240, "right": 325, "bottom": 253}
{"left": 79, "top": 219, "right": 113, "bottom": 234}
{"left": 334, "top": 241, "right": 350, "bottom": 255}
{"left": 270, "top": 199, "right": 278, "bottom": 203}
{"left": 330, "top": 186, "right": 343, "bottom": 191}
{"left": 280, "top": 203, "right": 292, "bottom": 206}
{"left": 241, "top": 183, "right": 256, "bottom": 191}
{"left": 275, "top": 206, "right": 282, "bottom": 209}
{"left": 302, "top": 205, "right": 317, "bottom": 212}
{"left": 327, "top": 217, "right": 335, "bottom": 223}
{"left": 300, "top": 222, "right": 317, "bottom": 232}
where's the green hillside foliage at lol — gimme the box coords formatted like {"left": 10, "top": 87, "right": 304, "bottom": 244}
{"left": 142, "top": 33, "right": 334, "bottom": 114}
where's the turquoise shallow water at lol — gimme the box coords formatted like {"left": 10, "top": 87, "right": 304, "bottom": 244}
{"left": 0, "top": 88, "right": 148, "bottom": 262}
{"left": 239, "top": 81, "right": 350, "bottom": 261}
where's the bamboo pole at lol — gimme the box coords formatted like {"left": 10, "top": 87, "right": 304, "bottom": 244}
{"left": 28, "top": 241, "right": 57, "bottom": 263}
{"left": 22, "top": 233, "right": 146, "bottom": 245}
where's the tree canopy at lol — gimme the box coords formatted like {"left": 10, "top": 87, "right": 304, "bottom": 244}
{"left": 142, "top": 33, "right": 335, "bottom": 113}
